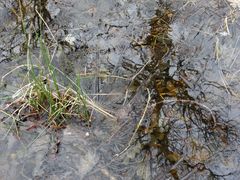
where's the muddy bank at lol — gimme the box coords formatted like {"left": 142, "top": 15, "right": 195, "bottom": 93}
{"left": 1, "top": 0, "right": 240, "bottom": 179}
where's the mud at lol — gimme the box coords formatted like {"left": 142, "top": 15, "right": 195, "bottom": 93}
{"left": 1, "top": 0, "right": 240, "bottom": 179}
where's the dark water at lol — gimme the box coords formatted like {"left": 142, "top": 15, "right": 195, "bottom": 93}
{"left": 1, "top": 0, "right": 240, "bottom": 179}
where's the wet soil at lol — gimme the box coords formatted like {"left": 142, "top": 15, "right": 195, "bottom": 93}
{"left": 1, "top": 0, "right": 240, "bottom": 179}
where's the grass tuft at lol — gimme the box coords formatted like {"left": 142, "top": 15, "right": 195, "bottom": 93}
{"left": 1, "top": 22, "right": 115, "bottom": 136}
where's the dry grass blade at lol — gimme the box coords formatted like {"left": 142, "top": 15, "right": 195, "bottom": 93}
{"left": 115, "top": 88, "right": 151, "bottom": 157}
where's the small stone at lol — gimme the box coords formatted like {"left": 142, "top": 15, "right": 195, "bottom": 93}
{"left": 85, "top": 132, "right": 90, "bottom": 137}
{"left": 64, "top": 34, "right": 76, "bottom": 46}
